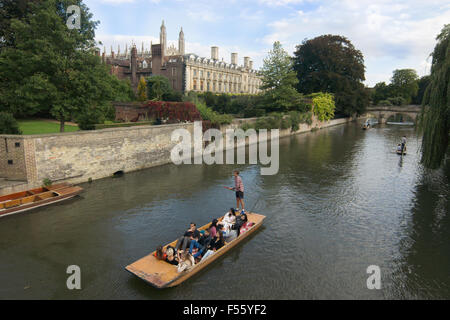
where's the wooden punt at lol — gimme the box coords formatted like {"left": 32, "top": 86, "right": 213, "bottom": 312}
{"left": 0, "top": 183, "right": 83, "bottom": 218}
{"left": 125, "top": 212, "right": 266, "bottom": 288}
{"left": 396, "top": 146, "right": 407, "bottom": 155}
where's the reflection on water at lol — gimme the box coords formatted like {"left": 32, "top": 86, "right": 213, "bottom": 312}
{"left": 0, "top": 123, "right": 448, "bottom": 299}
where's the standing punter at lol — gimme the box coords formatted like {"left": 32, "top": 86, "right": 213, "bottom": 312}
{"left": 401, "top": 135, "right": 407, "bottom": 153}
{"left": 231, "top": 170, "right": 245, "bottom": 212}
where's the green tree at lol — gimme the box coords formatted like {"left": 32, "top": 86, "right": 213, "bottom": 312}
{"left": 372, "top": 82, "right": 393, "bottom": 105}
{"left": 146, "top": 75, "right": 171, "bottom": 101}
{"left": 0, "top": 0, "right": 38, "bottom": 50}
{"left": 390, "top": 69, "right": 419, "bottom": 103}
{"left": 309, "top": 92, "right": 335, "bottom": 121}
{"left": 419, "top": 24, "right": 450, "bottom": 169}
{"left": 0, "top": 112, "right": 22, "bottom": 134}
{"left": 293, "top": 34, "right": 368, "bottom": 116}
{"left": 137, "top": 76, "right": 147, "bottom": 101}
{"left": 412, "top": 75, "right": 431, "bottom": 105}
{"left": 0, "top": 0, "right": 131, "bottom": 131}
{"left": 261, "top": 41, "right": 304, "bottom": 112}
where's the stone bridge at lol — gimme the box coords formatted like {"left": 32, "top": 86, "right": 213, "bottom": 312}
{"left": 362, "top": 105, "right": 421, "bottom": 124}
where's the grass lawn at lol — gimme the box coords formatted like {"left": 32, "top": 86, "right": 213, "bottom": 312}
{"left": 18, "top": 119, "right": 79, "bottom": 135}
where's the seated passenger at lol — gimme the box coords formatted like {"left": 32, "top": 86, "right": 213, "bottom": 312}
{"left": 210, "top": 227, "right": 225, "bottom": 250}
{"left": 154, "top": 245, "right": 167, "bottom": 260}
{"left": 397, "top": 144, "right": 402, "bottom": 151}
{"left": 230, "top": 212, "right": 248, "bottom": 238}
{"left": 177, "top": 251, "right": 195, "bottom": 273}
{"left": 220, "top": 208, "right": 236, "bottom": 231}
{"left": 175, "top": 222, "right": 200, "bottom": 258}
{"left": 165, "top": 246, "right": 178, "bottom": 266}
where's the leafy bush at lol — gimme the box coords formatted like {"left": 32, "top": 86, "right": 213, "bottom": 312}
{"left": 309, "top": 92, "right": 335, "bottom": 121}
{"left": 0, "top": 112, "right": 22, "bottom": 134}
{"left": 242, "top": 111, "right": 312, "bottom": 132}
{"left": 387, "top": 96, "right": 407, "bottom": 106}
{"left": 42, "top": 178, "right": 52, "bottom": 187}
{"left": 243, "top": 107, "right": 265, "bottom": 118}
{"left": 378, "top": 99, "right": 393, "bottom": 106}
{"left": 195, "top": 101, "right": 233, "bottom": 125}
{"left": 76, "top": 105, "right": 110, "bottom": 130}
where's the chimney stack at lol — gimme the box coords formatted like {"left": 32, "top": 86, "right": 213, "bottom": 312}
{"left": 211, "top": 46, "right": 219, "bottom": 60}
{"left": 244, "top": 57, "right": 250, "bottom": 68}
{"left": 231, "top": 53, "right": 238, "bottom": 65}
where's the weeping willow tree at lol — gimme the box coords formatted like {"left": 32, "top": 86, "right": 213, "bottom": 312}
{"left": 419, "top": 24, "right": 450, "bottom": 169}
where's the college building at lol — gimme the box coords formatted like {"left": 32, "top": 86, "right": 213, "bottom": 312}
{"left": 101, "top": 21, "right": 262, "bottom": 94}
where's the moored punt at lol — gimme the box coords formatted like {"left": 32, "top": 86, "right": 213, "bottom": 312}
{"left": 0, "top": 183, "right": 83, "bottom": 218}
{"left": 125, "top": 212, "right": 266, "bottom": 288}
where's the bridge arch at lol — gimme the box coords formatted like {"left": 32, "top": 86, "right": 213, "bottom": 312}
{"left": 362, "top": 105, "right": 421, "bottom": 125}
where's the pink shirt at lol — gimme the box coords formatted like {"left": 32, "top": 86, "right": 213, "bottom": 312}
{"left": 235, "top": 175, "right": 244, "bottom": 192}
{"left": 209, "top": 226, "right": 217, "bottom": 238}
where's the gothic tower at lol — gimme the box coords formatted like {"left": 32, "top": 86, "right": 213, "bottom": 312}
{"left": 131, "top": 45, "right": 138, "bottom": 89}
{"left": 178, "top": 27, "right": 185, "bottom": 55}
{"left": 160, "top": 20, "right": 167, "bottom": 57}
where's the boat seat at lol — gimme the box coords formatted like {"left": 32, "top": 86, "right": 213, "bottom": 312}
{"left": 4, "top": 199, "right": 21, "bottom": 208}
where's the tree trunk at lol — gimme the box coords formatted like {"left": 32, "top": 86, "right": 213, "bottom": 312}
{"left": 60, "top": 120, "right": 65, "bottom": 132}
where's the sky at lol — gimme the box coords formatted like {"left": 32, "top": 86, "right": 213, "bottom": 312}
{"left": 84, "top": 0, "right": 450, "bottom": 87}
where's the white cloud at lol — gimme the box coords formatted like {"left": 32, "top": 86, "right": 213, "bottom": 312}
{"left": 262, "top": 0, "right": 450, "bottom": 86}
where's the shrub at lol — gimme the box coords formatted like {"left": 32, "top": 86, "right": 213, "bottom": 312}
{"left": 387, "top": 96, "right": 407, "bottom": 106}
{"left": 241, "top": 111, "right": 312, "bottom": 132}
{"left": 243, "top": 107, "right": 265, "bottom": 118}
{"left": 195, "top": 101, "right": 233, "bottom": 126}
{"left": 42, "top": 178, "right": 52, "bottom": 187}
{"left": 0, "top": 112, "right": 22, "bottom": 134}
{"left": 378, "top": 99, "right": 393, "bottom": 106}
{"left": 309, "top": 92, "right": 335, "bottom": 121}
{"left": 76, "top": 105, "right": 107, "bottom": 130}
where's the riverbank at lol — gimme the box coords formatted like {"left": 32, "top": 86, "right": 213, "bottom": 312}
{"left": 0, "top": 116, "right": 356, "bottom": 195}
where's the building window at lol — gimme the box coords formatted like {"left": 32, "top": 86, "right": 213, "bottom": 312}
{"left": 193, "top": 69, "right": 197, "bottom": 76}
{"left": 207, "top": 82, "right": 210, "bottom": 91}
{"left": 193, "top": 80, "right": 197, "bottom": 90}
{"left": 8, "top": 160, "right": 13, "bottom": 165}
{"left": 200, "top": 81, "right": 204, "bottom": 91}
{"left": 15, "top": 142, "right": 20, "bottom": 148}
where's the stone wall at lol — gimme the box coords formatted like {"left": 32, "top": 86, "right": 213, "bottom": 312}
{"left": 0, "top": 123, "right": 193, "bottom": 194}
{"left": 0, "top": 136, "right": 27, "bottom": 180}
{"left": 0, "top": 116, "right": 354, "bottom": 195}
{"left": 114, "top": 102, "right": 149, "bottom": 122}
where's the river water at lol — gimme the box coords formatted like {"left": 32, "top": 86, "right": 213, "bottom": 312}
{"left": 1, "top": 123, "right": 449, "bottom": 299}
